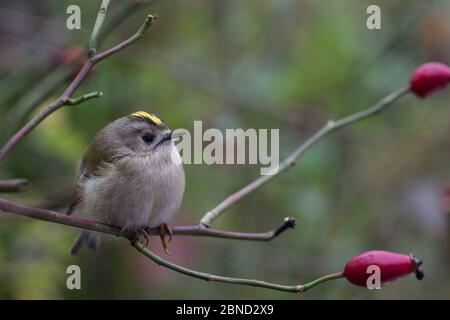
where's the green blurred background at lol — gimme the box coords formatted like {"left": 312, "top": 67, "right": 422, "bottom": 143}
{"left": 0, "top": 0, "right": 450, "bottom": 299}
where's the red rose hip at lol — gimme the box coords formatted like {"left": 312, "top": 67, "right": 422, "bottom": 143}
{"left": 410, "top": 62, "right": 450, "bottom": 98}
{"left": 343, "top": 250, "right": 424, "bottom": 287}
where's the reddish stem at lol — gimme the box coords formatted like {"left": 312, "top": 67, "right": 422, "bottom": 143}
{"left": 0, "top": 197, "right": 295, "bottom": 241}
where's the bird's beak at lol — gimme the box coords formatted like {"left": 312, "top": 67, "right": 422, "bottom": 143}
{"left": 161, "top": 132, "right": 173, "bottom": 142}
{"left": 156, "top": 131, "right": 185, "bottom": 147}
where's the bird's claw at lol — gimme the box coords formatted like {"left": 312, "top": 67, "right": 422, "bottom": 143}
{"left": 134, "top": 227, "right": 150, "bottom": 247}
{"left": 159, "top": 223, "right": 173, "bottom": 255}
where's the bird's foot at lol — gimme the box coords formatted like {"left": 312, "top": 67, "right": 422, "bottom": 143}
{"left": 159, "top": 223, "right": 173, "bottom": 255}
{"left": 133, "top": 227, "right": 150, "bottom": 247}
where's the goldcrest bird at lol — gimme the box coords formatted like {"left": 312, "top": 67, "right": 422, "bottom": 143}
{"left": 67, "top": 111, "right": 185, "bottom": 255}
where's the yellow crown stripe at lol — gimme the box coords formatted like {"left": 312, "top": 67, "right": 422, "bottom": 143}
{"left": 130, "top": 111, "right": 162, "bottom": 126}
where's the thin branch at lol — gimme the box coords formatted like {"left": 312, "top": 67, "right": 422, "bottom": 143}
{"left": 0, "top": 179, "right": 29, "bottom": 193}
{"left": 132, "top": 240, "right": 343, "bottom": 293}
{"left": 200, "top": 86, "right": 411, "bottom": 226}
{"left": 93, "top": 14, "right": 157, "bottom": 63}
{"left": 66, "top": 91, "right": 103, "bottom": 105}
{"left": 88, "top": 0, "right": 111, "bottom": 57}
{"left": 100, "top": 0, "right": 158, "bottom": 48}
{"left": 171, "top": 217, "right": 296, "bottom": 241}
{"left": 0, "top": 197, "right": 121, "bottom": 236}
{"left": 0, "top": 198, "right": 295, "bottom": 241}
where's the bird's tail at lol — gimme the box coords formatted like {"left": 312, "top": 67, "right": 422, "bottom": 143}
{"left": 70, "top": 231, "right": 99, "bottom": 255}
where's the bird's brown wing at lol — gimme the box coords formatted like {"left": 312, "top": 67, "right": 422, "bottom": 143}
{"left": 66, "top": 137, "right": 117, "bottom": 215}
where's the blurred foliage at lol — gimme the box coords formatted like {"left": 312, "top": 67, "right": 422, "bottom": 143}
{"left": 1, "top": 0, "right": 450, "bottom": 299}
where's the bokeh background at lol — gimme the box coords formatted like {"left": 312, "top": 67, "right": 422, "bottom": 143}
{"left": 0, "top": 0, "right": 450, "bottom": 299}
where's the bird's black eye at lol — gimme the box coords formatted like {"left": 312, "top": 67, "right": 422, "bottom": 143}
{"left": 142, "top": 134, "right": 154, "bottom": 144}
